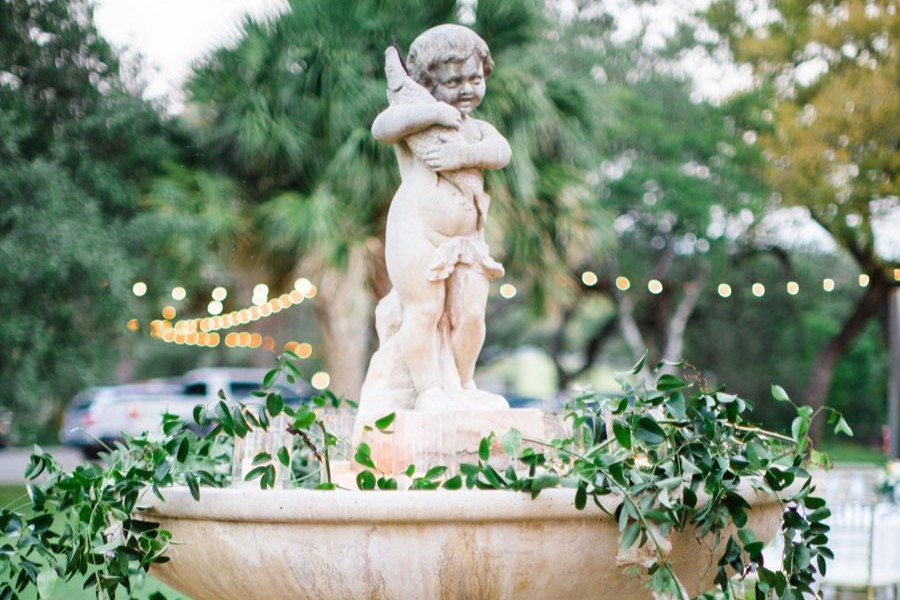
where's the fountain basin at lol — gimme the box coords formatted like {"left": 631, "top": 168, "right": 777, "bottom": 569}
{"left": 145, "top": 485, "right": 783, "bottom": 600}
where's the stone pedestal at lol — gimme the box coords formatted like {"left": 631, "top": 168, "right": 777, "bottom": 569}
{"left": 355, "top": 408, "right": 547, "bottom": 476}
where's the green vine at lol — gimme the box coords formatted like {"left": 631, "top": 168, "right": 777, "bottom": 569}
{"left": 1, "top": 353, "right": 846, "bottom": 599}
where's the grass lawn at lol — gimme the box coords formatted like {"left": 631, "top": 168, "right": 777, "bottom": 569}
{"left": 819, "top": 440, "right": 888, "bottom": 465}
{"left": 1, "top": 485, "right": 188, "bottom": 599}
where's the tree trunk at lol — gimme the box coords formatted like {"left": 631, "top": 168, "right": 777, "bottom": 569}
{"left": 803, "top": 275, "right": 889, "bottom": 443}
{"left": 304, "top": 244, "right": 373, "bottom": 401}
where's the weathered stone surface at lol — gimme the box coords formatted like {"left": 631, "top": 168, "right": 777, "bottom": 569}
{"left": 146, "top": 486, "right": 783, "bottom": 600}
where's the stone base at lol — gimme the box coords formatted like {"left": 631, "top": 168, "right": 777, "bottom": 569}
{"left": 355, "top": 408, "right": 547, "bottom": 476}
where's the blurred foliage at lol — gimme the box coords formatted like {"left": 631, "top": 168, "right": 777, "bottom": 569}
{"left": 0, "top": 0, "right": 180, "bottom": 435}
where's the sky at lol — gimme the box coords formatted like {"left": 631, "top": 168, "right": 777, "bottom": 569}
{"left": 93, "top": 0, "right": 287, "bottom": 112}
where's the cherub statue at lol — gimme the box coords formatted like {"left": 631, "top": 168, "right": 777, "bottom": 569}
{"left": 359, "top": 24, "right": 511, "bottom": 416}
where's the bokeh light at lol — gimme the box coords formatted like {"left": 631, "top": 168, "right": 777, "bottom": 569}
{"left": 647, "top": 279, "right": 663, "bottom": 294}
{"left": 499, "top": 284, "right": 517, "bottom": 299}
{"left": 751, "top": 283, "right": 765, "bottom": 297}
{"left": 581, "top": 271, "right": 598, "bottom": 286}
{"left": 132, "top": 282, "right": 147, "bottom": 297}
{"left": 311, "top": 371, "right": 330, "bottom": 390}
{"left": 171, "top": 286, "right": 186, "bottom": 301}
{"left": 615, "top": 276, "right": 631, "bottom": 291}
{"left": 212, "top": 286, "right": 227, "bottom": 301}
{"left": 718, "top": 284, "right": 732, "bottom": 298}
{"left": 162, "top": 305, "right": 176, "bottom": 319}
{"left": 787, "top": 281, "right": 800, "bottom": 295}
{"left": 823, "top": 278, "right": 835, "bottom": 292}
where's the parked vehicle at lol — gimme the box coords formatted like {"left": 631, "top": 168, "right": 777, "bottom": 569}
{"left": 60, "top": 368, "right": 314, "bottom": 457}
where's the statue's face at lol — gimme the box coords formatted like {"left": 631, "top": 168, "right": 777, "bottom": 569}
{"left": 431, "top": 55, "right": 485, "bottom": 115}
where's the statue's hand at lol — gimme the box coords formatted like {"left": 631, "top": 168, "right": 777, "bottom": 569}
{"left": 432, "top": 102, "right": 462, "bottom": 129}
{"left": 422, "top": 139, "right": 468, "bottom": 171}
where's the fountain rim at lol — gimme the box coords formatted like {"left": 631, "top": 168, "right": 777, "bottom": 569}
{"left": 143, "top": 483, "right": 780, "bottom": 525}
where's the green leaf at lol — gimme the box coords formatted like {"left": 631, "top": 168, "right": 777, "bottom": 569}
{"left": 252, "top": 452, "right": 272, "bottom": 466}
{"left": 424, "top": 466, "right": 448, "bottom": 480}
{"left": 620, "top": 521, "right": 640, "bottom": 550}
{"left": 36, "top": 568, "right": 58, "bottom": 599}
{"left": 612, "top": 419, "right": 632, "bottom": 450}
{"left": 354, "top": 443, "right": 376, "bottom": 470}
{"left": 791, "top": 416, "right": 809, "bottom": 444}
{"left": 501, "top": 428, "right": 523, "bottom": 457}
{"left": 176, "top": 437, "right": 190, "bottom": 463}
{"left": 185, "top": 473, "right": 200, "bottom": 501}
{"left": 442, "top": 475, "right": 463, "bottom": 490}
{"left": 635, "top": 416, "right": 666, "bottom": 446}
{"left": 834, "top": 416, "right": 853, "bottom": 437}
{"left": 263, "top": 369, "right": 279, "bottom": 389}
{"left": 192, "top": 405, "right": 205, "bottom": 426}
{"left": 375, "top": 412, "right": 396, "bottom": 432}
{"left": 771, "top": 385, "right": 790, "bottom": 402}
{"left": 628, "top": 351, "right": 647, "bottom": 375}
{"left": 277, "top": 447, "right": 291, "bottom": 467}
{"left": 575, "top": 482, "right": 587, "bottom": 510}
{"left": 478, "top": 436, "right": 491, "bottom": 461}
{"left": 244, "top": 466, "right": 266, "bottom": 482}
{"left": 405, "top": 464, "right": 416, "bottom": 477}
{"left": 266, "top": 393, "right": 284, "bottom": 417}
{"left": 656, "top": 374, "right": 689, "bottom": 392}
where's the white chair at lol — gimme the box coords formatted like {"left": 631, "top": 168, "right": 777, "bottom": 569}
{"left": 823, "top": 503, "right": 900, "bottom": 600}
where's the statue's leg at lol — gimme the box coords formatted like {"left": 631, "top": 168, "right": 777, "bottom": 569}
{"left": 392, "top": 274, "right": 447, "bottom": 396}
{"left": 448, "top": 267, "right": 489, "bottom": 389}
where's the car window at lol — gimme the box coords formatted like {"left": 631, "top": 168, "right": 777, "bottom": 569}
{"left": 184, "top": 383, "right": 207, "bottom": 396}
{"left": 229, "top": 382, "right": 261, "bottom": 399}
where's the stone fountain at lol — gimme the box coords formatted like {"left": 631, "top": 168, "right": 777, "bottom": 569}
{"left": 145, "top": 25, "right": 784, "bottom": 600}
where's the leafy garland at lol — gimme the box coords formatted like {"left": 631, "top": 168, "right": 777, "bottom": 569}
{"left": 1, "top": 353, "right": 849, "bottom": 599}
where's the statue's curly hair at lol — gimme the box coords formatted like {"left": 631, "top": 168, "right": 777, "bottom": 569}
{"left": 407, "top": 24, "right": 493, "bottom": 93}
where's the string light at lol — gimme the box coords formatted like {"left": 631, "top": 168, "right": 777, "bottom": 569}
{"left": 718, "top": 284, "right": 732, "bottom": 298}
{"left": 858, "top": 274, "right": 870, "bottom": 287}
{"left": 648, "top": 279, "right": 663, "bottom": 294}
{"left": 132, "top": 282, "right": 147, "bottom": 297}
{"left": 127, "top": 318, "right": 139, "bottom": 332}
{"left": 212, "top": 286, "right": 228, "bottom": 301}
{"left": 787, "top": 281, "right": 800, "bottom": 295}
{"left": 823, "top": 278, "right": 836, "bottom": 292}
{"left": 499, "top": 284, "right": 517, "bottom": 299}
{"left": 311, "top": 372, "right": 331, "bottom": 390}
{"left": 208, "top": 301, "right": 223, "bottom": 316}
{"left": 615, "top": 276, "right": 631, "bottom": 291}
{"left": 894, "top": 269, "right": 900, "bottom": 281}
{"left": 171, "top": 287, "right": 186, "bottom": 301}
{"left": 751, "top": 283, "right": 765, "bottom": 297}
{"left": 581, "top": 271, "right": 598, "bottom": 286}
{"left": 162, "top": 306, "right": 176, "bottom": 319}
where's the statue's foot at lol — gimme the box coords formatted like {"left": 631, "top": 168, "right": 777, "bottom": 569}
{"left": 415, "top": 386, "right": 509, "bottom": 411}
{"left": 414, "top": 387, "right": 455, "bottom": 411}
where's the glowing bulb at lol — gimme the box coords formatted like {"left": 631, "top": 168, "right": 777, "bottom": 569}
{"left": 253, "top": 283, "right": 269, "bottom": 296}
{"left": 615, "top": 276, "right": 631, "bottom": 291}
{"left": 162, "top": 306, "right": 176, "bottom": 319}
{"left": 278, "top": 294, "right": 291, "bottom": 309}
{"left": 311, "top": 371, "right": 331, "bottom": 390}
{"left": 171, "top": 287, "right": 186, "bottom": 301}
{"left": 225, "top": 333, "right": 238, "bottom": 348}
{"left": 581, "top": 271, "right": 598, "bottom": 286}
{"left": 305, "top": 284, "right": 318, "bottom": 299}
{"left": 249, "top": 333, "right": 262, "bottom": 348}
{"left": 823, "top": 278, "right": 835, "bottom": 292}
{"left": 262, "top": 336, "right": 275, "bottom": 351}
{"left": 132, "top": 282, "right": 147, "bottom": 297}
{"left": 787, "top": 281, "right": 800, "bottom": 295}
{"left": 858, "top": 274, "right": 870, "bottom": 287}
{"left": 296, "top": 342, "right": 313, "bottom": 359}
{"left": 127, "top": 318, "right": 139, "bottom": 332}
{"left": 499, "top": 284, "right": 517, "bottom": 299}
{"left": 294, "top": 278, "right": 313, "bottom": 295}
{"left": 208, "top": 301, "right": 223, "bottom": 315}
{"left": 212, "top": 286, "right": 227, "bottom": 301}
{"left": 648, "top": 279, "right": 663, "bottom": 294}
{"left": 289, "top": 290, "right": 303, "bottom": 304}
{"left": 718, "top": 284, "right": 732, "bottom": 298}
{"left": 751, "top": 283, "right": 765, "bottom": 297}
{"left": 894, "top": 269, "right": 900, "bottom": 281}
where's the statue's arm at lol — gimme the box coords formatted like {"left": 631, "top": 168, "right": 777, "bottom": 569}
{"left": 372, "top": 103, "right": 462, "bottom": 144}
{"left": 421, "top": 120, "right": 511, "bottom": 172}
